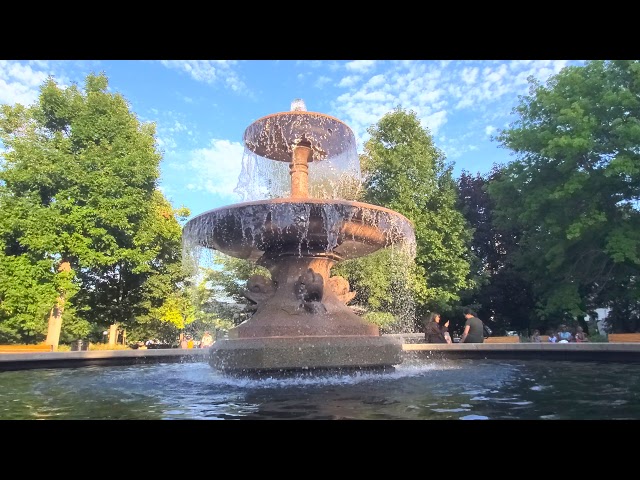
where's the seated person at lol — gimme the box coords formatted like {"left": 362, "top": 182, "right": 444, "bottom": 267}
{"left": 557, "top": 324, "right": 573, "bottom": 343}
{"left": 200, "top": 331, "right": 215, "bottom": 348}
{"left": 530, "top": 329, "right": 542, "bottom": 343}
{"left": 548, "top": 331, "right": 558, "bottom": 343}
{"left": 574, "top": 326, "right": 589, "bottom": 343}
{"left": 424, "top": 312, "right": 447, "bottom": 343}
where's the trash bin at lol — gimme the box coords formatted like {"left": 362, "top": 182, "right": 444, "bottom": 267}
{"left": 71, "top": 339, "right": 89, "bottom": 351}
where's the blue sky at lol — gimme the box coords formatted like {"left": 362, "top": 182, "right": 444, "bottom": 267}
{"left": 0, "top": 59, "right": 585, "bottom": 219}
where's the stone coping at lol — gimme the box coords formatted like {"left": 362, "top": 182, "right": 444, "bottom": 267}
{"left": 2, "top": 341, "right": 640, "bottom": 371}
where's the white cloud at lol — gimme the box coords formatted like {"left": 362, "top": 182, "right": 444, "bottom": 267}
{"left": 0, "top": 60, "right": 97, "bottom": 107}
{"left": 448, "top": 60, "right": 581, "bottom": 113}
{"left": 421, "top": 110, "right": 448, "bottom": 134}
{"left": 314, "top": 76, "right": 332, "bottom": 89}
{"left": 0, "top": 61, "right": 51, "bottom": 105}
{"left": 28, "top": 60, "right": 50, "bottom": 69}
{"left": 461, "top": 67, "right": 479, "bottom": 85}
{"left": 485, "top": 125, "right": 496, "bottom": 136}
{"left": 338, "top": 75, "right": 361, "bottom": 88}
{"left": 365, "top": 74, "right": 385, "bottom": 88}
{"left": 0, "top": 78, "right": 39, "bottom": 106}
{"left": 510, "top": 60, "right": 572, "bottom": 86}
{"left": 157, "top": 136, "right": 177, "bottom": 150}
{"left": 4, "top": 62, "right": 49, "bottom": 86}
{"left": 345, "top": 60, "right": 377, "bottom": 73}
{"left": 149, "top": 110, "right": 200, "bottom": 157}
{"left": 185, "top": 139, "right": 245, "bottom": 197}
{"left": 173, "top": 121, "right": 187, "bottom": 132}
{"left": 160, "top": 60, "right": 248, "bottom": 94}
{"left": 331, "top": 61, "right": 451, "bottom": 145}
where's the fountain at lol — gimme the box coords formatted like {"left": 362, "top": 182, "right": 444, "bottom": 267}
{"left": 182, "top": 100, "right": 416, "bottom": 375}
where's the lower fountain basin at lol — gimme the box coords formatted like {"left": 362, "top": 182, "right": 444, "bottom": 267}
{"left": 208, "top": 335, "right": 403, "bottom": 374}
{"left": 182, "top": 198, "right": 415, "bottom": 261}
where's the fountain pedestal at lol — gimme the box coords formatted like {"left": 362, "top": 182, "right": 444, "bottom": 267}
{"left": 209, "top": 253, "right": 403, "bottom": 373}
{"left": 232, "top": 254, "right": 377, "bottom": 338}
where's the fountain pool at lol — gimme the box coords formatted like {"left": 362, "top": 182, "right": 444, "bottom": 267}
{"left": 2, "top": 357, "right": 639, "bottom": 419}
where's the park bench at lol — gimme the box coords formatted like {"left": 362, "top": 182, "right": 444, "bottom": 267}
{"left": 484, "top": 336, "right": 520, "bottom": 343}
{"left": 608, "top": 333, "right": 640, "bottom": 343}
{"left": 0, "top": 344, "right": 53, "bottom": 353}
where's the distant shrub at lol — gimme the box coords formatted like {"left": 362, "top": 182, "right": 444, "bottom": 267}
{"left": 363, "top": 311, "right": 397, "bottom": 332}
{"left": 588, "top": 333, "right": 608, "bottom": 343}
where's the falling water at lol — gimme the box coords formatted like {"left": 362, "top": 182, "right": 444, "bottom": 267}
{"left": 182, "top": 201, "right": 416, "bottom": 262}
{"left": 235, "top": 108, "right": 362, "bottom": 202}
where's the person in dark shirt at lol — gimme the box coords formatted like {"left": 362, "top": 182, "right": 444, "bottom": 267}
{"left": 460, "top": 308, "right": 484, "bottom": 343}
{"left": 424, "top": 312, "right": 448, "bottom": 343}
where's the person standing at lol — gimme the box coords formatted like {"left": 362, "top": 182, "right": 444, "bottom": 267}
{"left": 460, "top": 308, "right": 484, "bottom": 344}
{"left": 424, "top": 312, "right": 448, "bottom": 343}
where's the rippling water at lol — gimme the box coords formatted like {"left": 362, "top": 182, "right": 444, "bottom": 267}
{"left": 1, "top": 357, "right": 638, "bottom": 420}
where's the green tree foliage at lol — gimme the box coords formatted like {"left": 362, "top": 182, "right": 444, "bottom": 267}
{"left": 81, "top": 192, "right": 192, "bottom": 344}
{"left": 457, "top": 166, "right": 537, "bottom": 335}
{"left": 0, "top": 72, "right": 187, "bottom": 343}
{"left": 488, "top": 60, "right": 640, "bottom": 329}
{"left": 195, "top": 252, "right": 270, "bottom": 327}
{"left": 333, "top": 247, "right": 419, "bottom": 332}
{"left": 185, "top": 275, "right": 235, "bottom": 338}
{"left": 338, "top": 107, "right": 474, "bottom": 329}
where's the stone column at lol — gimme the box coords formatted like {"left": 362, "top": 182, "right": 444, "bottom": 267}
{"left": 290, "top": 139, "right": 312, "bottom": 197}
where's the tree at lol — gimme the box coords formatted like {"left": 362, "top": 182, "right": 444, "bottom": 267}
{"left": 339, "top": 107, "right": 475, "bottom": 330}
{"left": 488, "top": 60, "right": 640, "bottom": 329}
{"left": 0, "top": 72, "right": 186, "bottom": 345}
{"left": 457, "top": 166, "right": 537, "bottom": 335}
{"left": 76, "top": 192, "right": 192, "bottom": 344}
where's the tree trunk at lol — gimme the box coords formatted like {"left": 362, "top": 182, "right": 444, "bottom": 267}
{"left": 108, "top": 324, "right": 118, "bottom": 347}
{"left": 45, "top": 260, "right": 71, "bottom": 351}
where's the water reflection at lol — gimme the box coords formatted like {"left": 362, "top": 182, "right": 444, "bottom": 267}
{"left": 1, "top": 358, "right": 639, "bottom": 420}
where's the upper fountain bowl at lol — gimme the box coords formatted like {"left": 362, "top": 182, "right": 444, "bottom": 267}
{"left": 182, "top": 198, "right": 415, "bottom": 262}
{"left": 243, "top": 111, "right": 355, "bottom": 163}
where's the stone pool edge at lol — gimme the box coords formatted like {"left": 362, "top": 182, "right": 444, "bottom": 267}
{"left": 2, "top": 336, "right": 640, "bottom": 371}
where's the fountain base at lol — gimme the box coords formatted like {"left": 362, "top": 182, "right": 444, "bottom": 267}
{"left": 209, "top": 335, "right": 403, "bottom": 374}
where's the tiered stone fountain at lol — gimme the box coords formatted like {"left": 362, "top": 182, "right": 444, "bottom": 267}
{"left": 182, "top": 101, "right": 415, "bottom": 375}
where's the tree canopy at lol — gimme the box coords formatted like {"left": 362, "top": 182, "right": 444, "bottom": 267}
{"left": 336, "top": 107, "right": 475, "bottom": 330}
{"left": 0, "top": 72, "right": 187, "bottom": 344}
{"left": 457, "top": 167, "right": 537, "bottom": 335}
{"left": 488, "top": 60, "right": 640, "bottom": 329}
